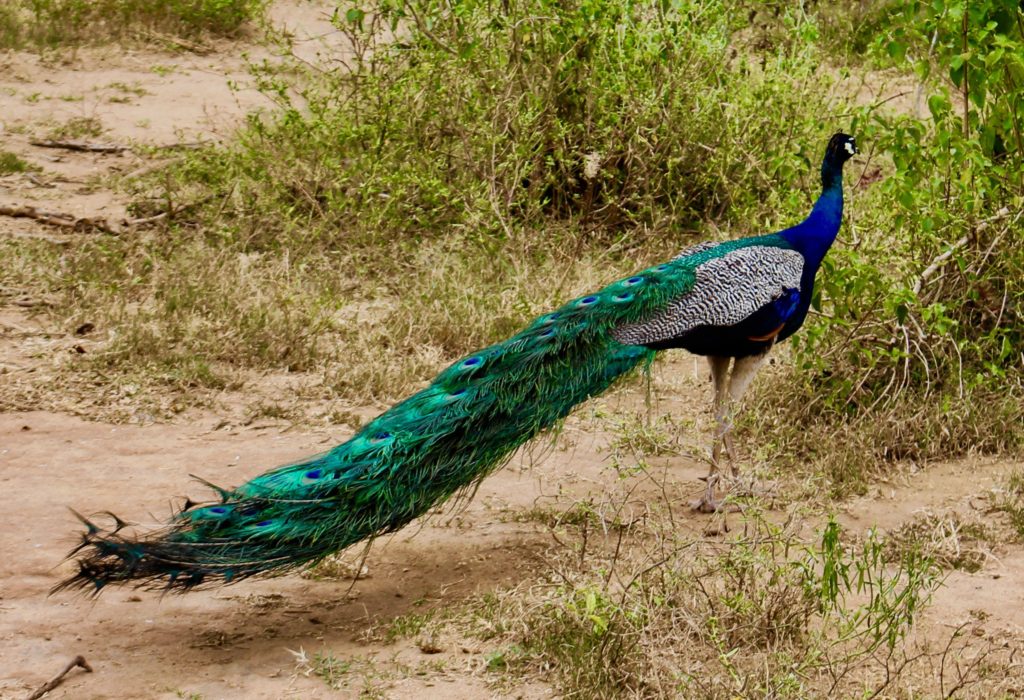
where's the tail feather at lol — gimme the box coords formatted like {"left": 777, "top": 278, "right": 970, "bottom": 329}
{"left": 58, "top": 259, "right": 696, "bottom": 593}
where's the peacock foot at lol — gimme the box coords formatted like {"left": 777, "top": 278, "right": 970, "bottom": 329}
{"left": 689, "top": 474, "right": 742, "bottom": 514}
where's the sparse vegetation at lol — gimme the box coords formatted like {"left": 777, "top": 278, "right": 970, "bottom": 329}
{"left": 0, "top": 0, "right": 266, "bottom": 48}
{"left": 995, "top": 467, "right": 1024, "bottom": 537}
{"left": 46, "top": 116, "right": 105, "bottom": 140}
{"left": 884, "top": 510, "right": 993, "bottom": 572}
{"left": 290, "top": 648, "right": 352, "bottom": 690}
{"left": 0, "top": 150, "right": 33, "bottom": 175}
{"left": 379, "top": 489, "right": 1022, "bottom": 697}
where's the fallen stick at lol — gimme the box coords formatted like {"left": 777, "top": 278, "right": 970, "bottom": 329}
{"left": 0, "top": 205, "right": 121, "bottom": 235}
{"left": 135, "top": 29, "right": 211, "bottom": 55}
{"left": 29, "top": 139, "right": 128, "bottom": 154}
{"left": 24, "top": 655, "right": 92, "bottom": 700}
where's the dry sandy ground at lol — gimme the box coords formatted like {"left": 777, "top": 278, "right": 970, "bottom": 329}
{"left": 2, "top": 409, "right": 1023, "bottom": 699}
{"left": 2, "top": 4, "right": 1024, "bottom": 698}
{"left": 0, "top": 409, "right": 609, "bottom": 699}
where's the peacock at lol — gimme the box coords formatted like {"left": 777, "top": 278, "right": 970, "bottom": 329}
{"left": 58, "top": 132, "right": 857, "bottom": 593}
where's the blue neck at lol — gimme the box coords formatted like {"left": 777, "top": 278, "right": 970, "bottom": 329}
{"left": 779, "top": 161, "right": 844, "bottom": 271}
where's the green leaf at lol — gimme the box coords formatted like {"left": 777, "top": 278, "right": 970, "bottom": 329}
{"left": 886, "top": 40, "right": 906, "bottom": 61}
{"left": 345, "top": 7, "right": 365, "bottom": 26}
{"left": 927, "top": 93, "right": 950, "bottom": 121}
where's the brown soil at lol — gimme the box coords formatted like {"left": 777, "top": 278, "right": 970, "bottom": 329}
{"left": 2, "top": 4, "right": 1023, "bottom": 698}
{"left": 2, "top": 411, "right": 1022, "bottom": 699}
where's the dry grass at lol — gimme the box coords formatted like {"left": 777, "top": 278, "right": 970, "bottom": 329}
{"left": 366, "top": 477, "right": 1024, "bottom": 698}
{"left": 883, "top": 510, "right": 995, "bottom": 573}
{"left": 0, "top": 0, "right": 265, "bottom": 49}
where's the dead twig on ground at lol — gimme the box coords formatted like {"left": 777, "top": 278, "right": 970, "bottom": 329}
{"left": 0, "top": 205, "right": 122, "bottom": 235}
{"left": 29, "top": 139, "right": 129, "bottom": 154}
{"left": 134, "top": 29, "right": 212, "bottom": 54}
{"left": 0, "top": 196, "right": 215, "bottom": 234}
{"left": 24, "top": 655, "right": 92, "bottom": 700}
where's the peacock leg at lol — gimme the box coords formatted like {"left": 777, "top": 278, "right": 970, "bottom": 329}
{"left": 692, "top": 356, "right": 732, "bottom": 512}
{"left": 720, "top": 350, "right": 772, "bottom": 479}
{"left": 693, "top": 351, "right": 771, "bottom": 513}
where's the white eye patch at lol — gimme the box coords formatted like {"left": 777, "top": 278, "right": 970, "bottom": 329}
{"left": 844, "top": 141, "right": 856, "bottom": 155}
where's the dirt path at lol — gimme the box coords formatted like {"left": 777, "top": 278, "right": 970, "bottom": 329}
{"left": 0, "top": 411, "right": 565, "bottom": 698}
{"left": 1, "top": 410, "right": 1022, "bottom": 699}
{"left": 0, "top": 0, "right": 342, "bottom": 226}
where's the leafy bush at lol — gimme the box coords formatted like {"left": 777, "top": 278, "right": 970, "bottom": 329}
{"left": 453, "top": 505, "right": 940, "bottom": 698}
{"left": 90, "top": 0, "right": 839, "bottom": 401}
{"left": 753, "top": 0, "right": 1024, "bottom": 494}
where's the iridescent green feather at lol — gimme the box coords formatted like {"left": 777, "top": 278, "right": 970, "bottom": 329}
{"left": 58, "top": 238, "right": 786, "bottom": 592}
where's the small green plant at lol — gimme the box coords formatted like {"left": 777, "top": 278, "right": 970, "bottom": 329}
{"left": 0, "top": 151, "right": 32, "bottom": 175}
{"left": 484, "top": 646, "right": 523, "bottom": 672}
{"left": 106, "top": 80, "right": 150, "bottom": 103}
{"left": 384, "top": 610, "right": 435, "bottom": 643}
{"left": 291, "top": 648, "right": 352, "bottom": 690}
{"left": 173, "top": 690, "right": 203, "bottom": 700}
{"left": 47, "top": 116, "right": 104, "bottom": 140}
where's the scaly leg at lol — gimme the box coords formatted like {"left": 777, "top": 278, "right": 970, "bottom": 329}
{"left": 709, "top": 355, "right": 731, "bottom": 467}
{"left": 693, "top": 351, "right": 771, "bottom": 513}
{"left": 719, "top": 350, "right": 772, "bottom": 479}
{"left": 692, "top": 356, "right": 732, "bottom": 513}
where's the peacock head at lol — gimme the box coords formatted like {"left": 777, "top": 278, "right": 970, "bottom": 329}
{"left": 824, "top": 132, "right": 858, "bottom": 167}
{"left": 821, "top": 132, "right": 858, "bottom": 189}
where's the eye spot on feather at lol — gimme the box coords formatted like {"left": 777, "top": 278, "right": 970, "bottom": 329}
{"left": 256, "top": 520, "right": 273, "bottom": 527}
{"left": 612, "top": 293, "right": 633, "bottom": 302}
{"left": 371, "top": 431, "right": 392, "bottom": 442}
{"left": 461, "top": 357, "right": 482, "bottom": 368}
{"left": 578, "top": 295, "right": 599, "bottom": 306}
{"left": 655, "top": 264, "right": 669, "bottom": 271}
{"left": 449, "top": 388, "right": 467, "bottom": 397}
{"left": 539, "top": 328, "right": 555, "bottom": 337}
{"left": 624, "top": 276, "right": 644, "bottom": 286}
{"left": 305, "top": 469, "right": 323, "bottom": 480}
{"left": 209, "top": 507, "right": 227, "bottom": 515}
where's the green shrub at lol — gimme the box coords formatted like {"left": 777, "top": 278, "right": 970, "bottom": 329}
{"left": 0, "top": 151, "right": 33, "bottom": 175}
{"left": 754, "top": 0, "right": 1024, "bottom": 494}
{"left": 23, "top": 0, "right": 839, "bottom": 403}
